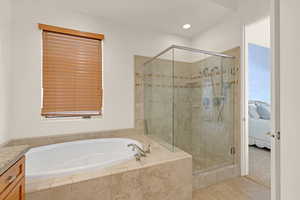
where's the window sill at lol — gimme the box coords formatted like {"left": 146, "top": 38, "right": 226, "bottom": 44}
{"left": 41, "top": 115, "right": 103, "bottom": 122}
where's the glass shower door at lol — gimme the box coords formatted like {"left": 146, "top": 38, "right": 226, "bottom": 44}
{"left": 172, "top": 47, "right": 236, "bottom": 173}
{"left": 189, "top": 55, "right": 236, "bottom": 172}
{"left": 144, "top": 49, "right": 175, "bottom": 151}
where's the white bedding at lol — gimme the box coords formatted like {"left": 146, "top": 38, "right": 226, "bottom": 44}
{"left": 248, "top": 101, "right": 271, "bottom": 149}
{"left": 249, "top": 118, "right": 271, "bottom": 149}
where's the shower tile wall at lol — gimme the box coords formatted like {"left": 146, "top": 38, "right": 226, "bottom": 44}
{"left": 173, "top": 62, "right": 193, "bottom": 154}
{"left": 144, "top": 58, "right": 174, "bottom": 147}
{"left": 189, "top": 56, "right": 236, "bottom": 172}
{"left": 135, "top": 56, "right": 193, "bottom": 152}
{"left": 134, "top": 56, "right": 146, "bottom": 132}
{"left": 192, "top": 47, "right": 241, "bottom": 189}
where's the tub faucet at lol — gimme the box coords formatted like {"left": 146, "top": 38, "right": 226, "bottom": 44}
{"left": 128, "top": 143, "right": 151, "bottom": 161}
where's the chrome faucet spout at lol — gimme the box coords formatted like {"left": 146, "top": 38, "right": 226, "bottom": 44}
{"left": 127, "top": 143, "right": 151, "bottom": 161}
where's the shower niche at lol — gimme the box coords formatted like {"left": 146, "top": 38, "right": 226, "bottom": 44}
{"left": 142, "top": 45, "right": 239, "bottom": 179}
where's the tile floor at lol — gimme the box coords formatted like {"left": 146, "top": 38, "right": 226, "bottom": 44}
{"left": 249, "top": 146, "right": 271, "bottom": 187}
{"left": 192, "top": 177, "right": 270, "bottom": 200}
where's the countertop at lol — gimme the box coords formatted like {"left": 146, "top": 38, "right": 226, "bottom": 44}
{"left": 0, "top": 145, "right": 30, "bottom": 175}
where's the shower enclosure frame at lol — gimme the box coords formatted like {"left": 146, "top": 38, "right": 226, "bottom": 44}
{"left": 143, "top": 44, "right": 237, "bottom": 174}
{"left": 144, "top": 45, "right": 235, "bottom": 65}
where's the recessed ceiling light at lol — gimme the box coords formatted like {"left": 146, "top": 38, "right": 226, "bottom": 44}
{"left": 182, "top": 24, "right": 191, "bottom": 30}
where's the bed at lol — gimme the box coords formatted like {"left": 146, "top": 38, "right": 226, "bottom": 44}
{"left": 248, "top": 101, "right": 271, "bottom": 149}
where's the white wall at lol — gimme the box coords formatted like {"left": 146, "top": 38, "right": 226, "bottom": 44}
{"left": 191, "top": 15, "right": 241, "bottom": 52}
{"left": 245, "top": 17, "right": 271, "bottom": 48}
{"left": 191, "top": 0, "right": 271, "bottom": 52}
{"left": 0, "top": 0, "right": 12, "bottom": 143}
{"left": 10, "top": 0, "right": 190, "bottom": 139}
{"left": 279, "top": 0, "right": 300, "bottom": 199}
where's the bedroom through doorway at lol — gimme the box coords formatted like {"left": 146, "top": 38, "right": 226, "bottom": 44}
{"left": 245, "top": 17, "right": 271, "bottom": 189}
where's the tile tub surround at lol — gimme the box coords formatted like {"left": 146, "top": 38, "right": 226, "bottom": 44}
{"left": 0, "top": 145, "right": 29, "bottom": 175}
{"left": 6, "top": 128, "right": 143, "bottom": 147}
{"left": 25, "top": 134, "right": 192, "bottom": 200}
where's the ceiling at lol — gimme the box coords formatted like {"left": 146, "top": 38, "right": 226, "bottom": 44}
{"left": 47, "top": 0, "right": 237, "bottom": 38}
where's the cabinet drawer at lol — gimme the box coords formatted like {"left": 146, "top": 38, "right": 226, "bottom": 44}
{"left": 0, "top": 157, "right": 25, "bottom": 194}
{"left": 4, "top": 178, "right": 24, "bottom": 200}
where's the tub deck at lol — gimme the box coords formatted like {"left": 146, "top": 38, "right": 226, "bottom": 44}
{"left": 26, "top": 133, "right": 192, "bottom": 200}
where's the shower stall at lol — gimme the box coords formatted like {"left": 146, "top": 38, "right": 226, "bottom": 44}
{"left": 143, "top": 45, "right": 237, "bottom": 174}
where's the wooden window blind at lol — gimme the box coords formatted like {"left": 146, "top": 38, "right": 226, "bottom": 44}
{"left": 39, "top": 24, "right": 104, "bottom": 117}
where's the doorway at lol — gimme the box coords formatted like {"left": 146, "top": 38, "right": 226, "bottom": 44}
{"left": 246, "top": 17, "right": 271, "bottom": 188}
{"left": 243, "top": 16, "right": 272, "bottom": 197}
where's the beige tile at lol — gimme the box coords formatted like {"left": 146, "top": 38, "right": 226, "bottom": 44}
{"left": 70, "top": 175, "right": 112, "bottom": 200}
{"left": 193, "top": 171, "right": 217, "bottom": 189}
{"left": 140, "top": 159, "right": 191, "bottom": 200}
{"left": 49, "top": 184, "right": 73, "bottom": 200}
{"left": 50, "top": 135, "right": 84, "bottom": 144}
{"left": 192, "top": 177, "right": 270, "bottom": 200}
{"left": 26, "top": 189, "right": 51, "bottom": 200}
{"left": 135, "top": 87, "right": 144, "bottom": 104}
{"left": 202, "top": 171, "right": 217, "bottom": 187}
{"left": 50, "top": 176, "right": 73, "bottom": 188}
{"left": 166, "top": 185, "right": 193, "bottom": 200}
{"left": 7, "top": 128, "right": 142, "bottom": 147}
{"left": 135, "top": 103, "right": 144, "bottom": 120}
{"left": 111, "top": 169, "right": 143, "bottom": 200}
{"left": 135, "top": 119, "right": 145, "bottom": 130}
{"left": 216, "top": 166, "right": 235, "bottom": 183}
{"left": 26, "top": 178, "right": 54, "bottom": 193}
{"left": 248, "top": 146, "right": 270, "bottom": 187}
{"left": 168, "top": 158, "right": 192, "bottom": 187}
{"left": 71, "top": 167, "right": 111, "bottom": 183}
{"left": 110, "top": 159, "right": 142, "bottom": 175}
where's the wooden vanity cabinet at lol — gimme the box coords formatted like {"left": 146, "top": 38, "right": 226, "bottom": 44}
{"left": 0, "top": 157, "right": 25, "bottom": 200}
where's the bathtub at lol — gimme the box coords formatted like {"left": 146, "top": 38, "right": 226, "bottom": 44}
{"left": 25, "top": 138, "right": 141, "bottom": 180}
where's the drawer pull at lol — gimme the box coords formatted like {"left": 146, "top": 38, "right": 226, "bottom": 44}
{"left": 7, "top": 175, "right": 17, "bottom": 183}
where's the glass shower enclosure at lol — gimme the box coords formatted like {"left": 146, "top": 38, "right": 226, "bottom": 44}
{"left": 144, "top": 45, "right": 236, "bottom": 173}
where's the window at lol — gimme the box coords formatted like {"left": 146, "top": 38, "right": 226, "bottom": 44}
{"left": 39, "top": 24, "right": 104, "bottom": 118}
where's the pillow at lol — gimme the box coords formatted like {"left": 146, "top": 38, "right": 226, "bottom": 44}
{"left": 256, "top": 103, "right": 271, "bottom": 120}
{"left": 248, "top": 104, "right": 260, "bottom": 119}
